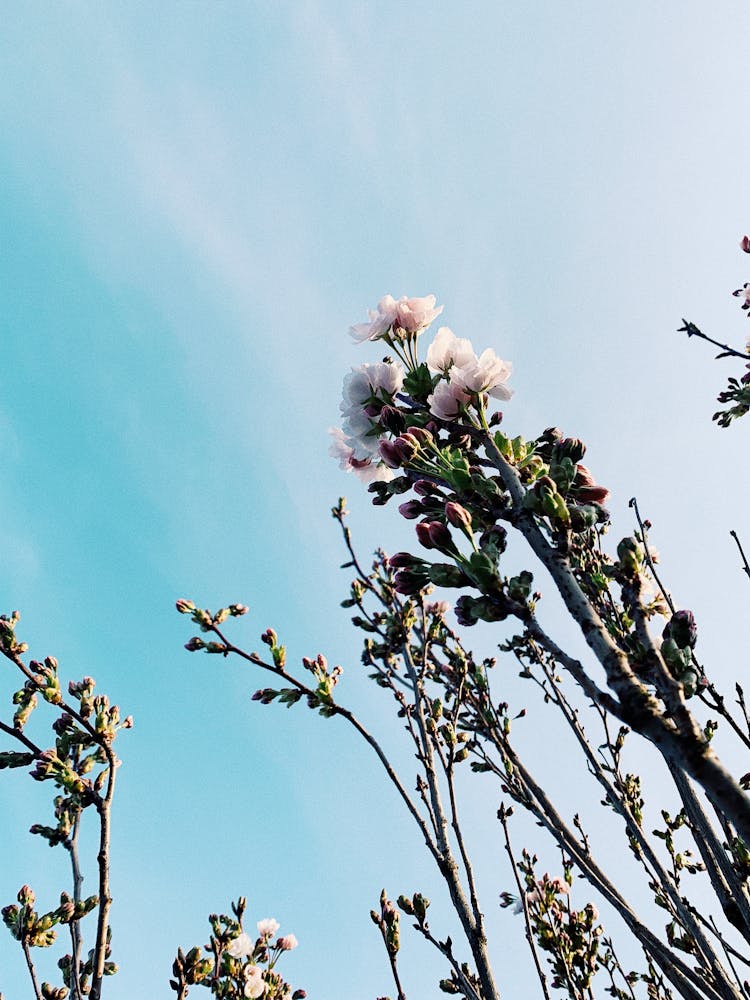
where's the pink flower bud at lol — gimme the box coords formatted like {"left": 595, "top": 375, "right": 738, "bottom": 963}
{"left": 18, "top": 885, "right": 34, "bottom": 905}
{"left": 415, "top": 521, "right": 436, "bottom": 549}
{"left": 445, "top": 502, "right": 472, "bottom": 531}
{"left": 277, "top": 933, "right": 298, "bottom": 950}
{"left": 394, "top": 434, "right": 419, "bottom": 462}
{"left": 413, "top": 479, "right": 440, "bottom": 496}
{"left": 576, "top": 485, "right": 610, "bottom": 505}
{"left": 388, "top": 552, "right": 420, "bottom": 568}
{"left": 428, "top": 521, "right": 453, "bottom": 549}
{"left": 378, "top": 440, "right": 403, "bottom": 470}
{"left": 741, "top": 235, "right": 750, "bottom": 254}
{"left": 406, "top": 426, "right": 434, "bottom": 447}
{"left": 175, "top": 599, "right": 195, "bottom": 614}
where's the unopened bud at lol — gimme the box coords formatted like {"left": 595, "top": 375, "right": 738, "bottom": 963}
{"left": 388, "top": 552, "right": 421, "bottom": 569}
{"left": 378, "top": 440, "right": 403, "bottom": 469}
{"left": 427, "top": 521, "right": 454, "bottom": 550}
{"left": 415, "top": 521, "right": 436, "bottom": 549}
{"left": 398, "top": 500, "right": 423, "bottom": 520}
{"left": 378, "top": 405, "right": 406, "bottom": 435}
{"left": 406, "top": 426, "right": 434, "bottom": 447}
{"left": 445, "top": 501, "right": 472, "bottom": 532}
{"left": 18, "top": 885, "right": 34, "bottom": 906}
{"left": 175, "top": 599, "right": 195, "bottom": 614}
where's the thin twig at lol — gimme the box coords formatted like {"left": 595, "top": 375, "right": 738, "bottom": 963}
{"left": 22, "top": 939, "right": 43, "bottom": 1000}
{"left": 498, "top": 807, "right": 551, "bottom": 1000}
{"left": 730, "top": 531, "right": 750, "bottom": 583}
{"left": 679, "top": 321, "right": 749, "bottom": 361}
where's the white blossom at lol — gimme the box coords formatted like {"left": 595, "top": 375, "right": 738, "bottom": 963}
{"left": 426, "top": 327, "right": 476, "bottom": 373}
{"left": 450, "top": 348, "right": 513, "bottom": 400}
{"left": 349, "top": 295, "right": 442, "bottom": 342}
{"left": 226, "top": 932, "right": 254, "bottom": 959}
{"left": 257, "top": 917, "right": 280, "bottom": 939}
{"left": 243, "top": 965, "right": 266, "bottom": 998}
{"left": 339, "top": 361, "right": 404, "bottom": 459}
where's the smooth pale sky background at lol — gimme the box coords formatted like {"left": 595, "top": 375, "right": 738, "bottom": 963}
{"left": 2, "top": 3, "right": 750, "bottom": 998}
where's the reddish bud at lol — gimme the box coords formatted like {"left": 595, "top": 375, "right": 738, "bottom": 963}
{"left": 445, "top": 502, "right": 472, "bottom": 531}
{"left": 415, "top": 522, "right": 436, "bottom": 549}
{"left": 427, "top": 521, "right": 453, "bottom": 549}
{"left": 576, "top": 485, "right": 610, "bottom": 505}
{"left": 388, "top": 552, "right": 421, "bottom": 568}
{"left": 413, "top": 479, "right": 441, "bottom": 496}
{"left": 406, "top": 426, "right": 434, "bottom": 447}
{"left": 378, "top": 440, "right": 402, "bottom": 469}
{"left": 399, "top": 500, "right": 423, "bottom": 520}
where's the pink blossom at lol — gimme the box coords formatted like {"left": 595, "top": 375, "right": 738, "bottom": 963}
{"left": 349, "top": 295, "right": 400, "bottom": 343}
{"left": 226, "top": 932, "right": 254, "bottom": 959}
{"left": 426, "top": 327, "right": 476, "bottom": 372}
{"left": 393, "top": 295, "right": 443, "bottom": 334}
{"left": 349, "top": 295, "right": 442, "bottom": 343}
{"left": 427, "top": 380, "right": 472, "bottom": 420}
{"left": 425, "top": 600, "right": 451, "bottom": 617}
{"left": 513, "top": 875, "right": 570, "bottom": 914}
{"left": 257, "top": 917, "right": 280, "bottom": 939}
{"left": 450, "top": 348, "right": 513, "bottom": 400}
{"left": 328, "top": 428, "right": 394, "bottom": 483}
{"left": 277, "top": 933, "right": 298, "bottom": 951}
{"left": 243, "top": 965, "right": 266, "bottom": 998}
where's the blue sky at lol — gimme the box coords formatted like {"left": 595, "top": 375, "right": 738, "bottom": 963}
{"left": 2, "top": 3, "right": 750, "bottom": 997}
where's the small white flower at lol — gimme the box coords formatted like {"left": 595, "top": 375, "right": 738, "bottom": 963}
{"left": 243, "top": 965, "right": 266, "bottom": 998}
{"left": 226, "top": 932, "right": 254, "bottom": 959}
{"left": 450, "top": 348, "right": 513, "bottom": 400}
{"left": 339, "top": 361, "right": 404, "bottom": 458}
{"left": 257, "top": 917, "right": 280, "bottom": 939}
{"left": 349, "top": 295, "right": 442, "bottom": 343}
{"left": 426, "top": 327, "right": 476, "bottom": 373}
{"left": 349, "top": 295, "right": 400, "bottom": 343}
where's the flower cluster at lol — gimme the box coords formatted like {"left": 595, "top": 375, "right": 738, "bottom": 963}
{"left": 331, "top": 296, "right": 513, "bottom": 481}
{"left": 171, "top": 900, "right": 303, "bottom": 1000}
{"left": 426, "top": 327, "right": 513, "bottom": 420}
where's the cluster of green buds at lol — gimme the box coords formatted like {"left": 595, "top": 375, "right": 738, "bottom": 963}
{"left": 513, "top": 432, "right": 610, "bottom": 533}
{"left": 1, "top": 884, "right": 95, "bottom": 950}
{"left": 300, "top": 653, "right": 342, "bottom": 716}
{"left": 425, "top": 701, "right": 472, "bottom": 762}
{"left": 28, "top": 657, "right": 63, "bottom": 705}
{"left": 371, "top": 890, "right": 401, "bottom": 958}
{"left": 396, "top": 891, "right": 430, "bottom": 925}
{"left": 57, "top": 930, "right": 118, "bottom": 994}
{"left": 0, "top": 610, "right": 27, "bottom": 655}
{"left": 177, "top": 600, "right": 249, "bottom": 655}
